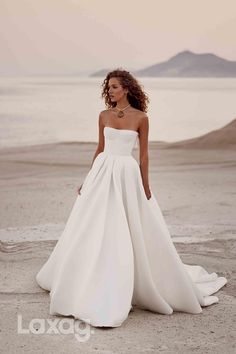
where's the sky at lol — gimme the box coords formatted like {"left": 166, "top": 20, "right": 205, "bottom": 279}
{"left": 1, "top": 0, "right": 236, "bottom": 76}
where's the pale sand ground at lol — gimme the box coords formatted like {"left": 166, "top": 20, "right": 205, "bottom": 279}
{"left": 0, "top": 141, "right": 235, "bottom": 353}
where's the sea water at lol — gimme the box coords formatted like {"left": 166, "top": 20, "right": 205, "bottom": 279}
{"left": 0, "top": 76, "right": 235, "bottom": 148}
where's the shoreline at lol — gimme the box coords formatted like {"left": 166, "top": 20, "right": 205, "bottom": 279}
{"left": 0, "top": 116, "right": 235, "bottom": 153}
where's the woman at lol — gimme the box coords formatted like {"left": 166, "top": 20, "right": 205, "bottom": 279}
{"left": 36, "top": 69, "right": 227, "bottom": 328}
{"left": 77, "top": 69, "right": 151, "bottom": 200}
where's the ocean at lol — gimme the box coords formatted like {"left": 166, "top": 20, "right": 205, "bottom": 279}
{"left": 0, "top": 76, "right": 235, "bottom": 148}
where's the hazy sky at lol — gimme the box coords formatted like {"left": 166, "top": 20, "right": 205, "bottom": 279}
{"left": 1, "top": 0, "right": 236, "bottom": 75}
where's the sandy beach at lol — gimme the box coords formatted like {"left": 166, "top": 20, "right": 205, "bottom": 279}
{"left": 0, "top": 120, "right": 235, "bottom": 353}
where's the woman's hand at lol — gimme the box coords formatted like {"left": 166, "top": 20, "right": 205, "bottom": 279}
{"left": 77, "top": 183, "right": 83, "bottom": 195}
{"left": 144, "top": 186, "right": 151, "bottom": 200}
{"left": 146, "top": 193, "right": 152, "bottom": 200}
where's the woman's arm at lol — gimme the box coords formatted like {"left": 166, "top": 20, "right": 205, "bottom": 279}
{"left": 138, "top": 115, "right": 151, "bottom": 199}
{"left": 78, "top": 112, "right": 105, "bottom": 195}
{"left": 89, "top": 111, "right": 105, "bottom": 168}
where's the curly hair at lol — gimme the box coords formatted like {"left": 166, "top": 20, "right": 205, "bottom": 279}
{"left": 101, "top": 68, "right": 150, "bottom": 113}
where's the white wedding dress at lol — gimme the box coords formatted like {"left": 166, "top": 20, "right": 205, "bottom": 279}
{"left": 36, "top": 126, "right": 227, "bottom": 327}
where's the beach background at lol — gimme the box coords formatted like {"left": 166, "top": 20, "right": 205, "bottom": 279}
{"left": 0, "top": 76, "right": 236, "bottom": 148}
{"left": 0, "top": 0, "right": 236, "bottom": 353}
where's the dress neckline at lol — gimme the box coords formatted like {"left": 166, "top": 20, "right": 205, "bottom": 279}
{"left": 104, "top": 126, "right": 139, "bottom": 135}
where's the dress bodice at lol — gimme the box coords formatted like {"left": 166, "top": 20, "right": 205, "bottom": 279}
{"left": 103, "top": 127, "right": 139, "bottom": 156}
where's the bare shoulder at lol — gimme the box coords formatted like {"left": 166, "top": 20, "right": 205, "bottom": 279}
{"left": 99, "top": 108, "right": 112, "bottom": 119}
{"left": 130, "top": 107, "right": 147, "bottom": 117}
{"left": 99, "top": 109, "right": 107, "bottom": 118}
{"left": 98, "top": 109, "right": 109, "bottom": 124}
{"left": 137, "top": 111, "right": 149, "bottom": 129}
{"left": 127, "top": 107, "right": 147, "bottom": 125}
{"left": 139, "top": 112, "right": 149, "bottom": 120}
{"left": 100, "top": 109, "right": 112, "bottom": 115}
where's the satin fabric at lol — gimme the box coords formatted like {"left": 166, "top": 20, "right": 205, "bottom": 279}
{"left": 36, "top": 126, "right": 227, "bottom": 327}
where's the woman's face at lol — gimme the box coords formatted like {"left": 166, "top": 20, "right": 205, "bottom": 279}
{"left": 108, "top": 77, "right": 128, "bottom": 102}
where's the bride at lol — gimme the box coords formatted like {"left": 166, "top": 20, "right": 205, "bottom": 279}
{"left": 36, "top": 68, "right": 227, "bottom": 328}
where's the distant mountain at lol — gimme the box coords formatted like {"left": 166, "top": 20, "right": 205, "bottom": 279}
{"left": 164, "top": 118, "right": 236, "bottom": 149}
{"left": 135, "top": 51, "right": 236, "bottom": 77}
{"left": 90, "top": 67, "right": 136, "bottom": 78}
{"left": 90, "top": 51, "right": 236, "bottom": 77}
{"left": 90, "top": 68, "right": 112, "bottom": 77}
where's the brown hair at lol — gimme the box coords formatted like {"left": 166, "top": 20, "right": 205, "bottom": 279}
{"left": 101, "top": 68, "right": 150, "bottom": 113}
